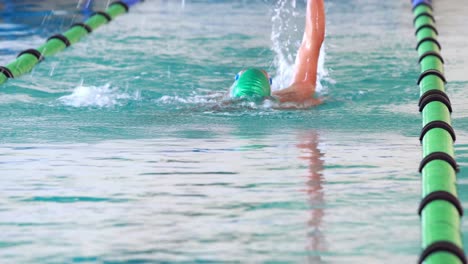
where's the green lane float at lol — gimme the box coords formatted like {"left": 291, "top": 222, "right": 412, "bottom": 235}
{"left": 0, "top": 0, "right": 143, "bottom": 85}
{"left": 411, "top": 0, "right": 466, "bottom": 263}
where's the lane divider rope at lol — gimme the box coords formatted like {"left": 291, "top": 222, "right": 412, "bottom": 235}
{"left": 0, "top": 0, "right": 143, "bottom": 85}
{"left": 411, "top": 0, "right": 466, "bottom": 263}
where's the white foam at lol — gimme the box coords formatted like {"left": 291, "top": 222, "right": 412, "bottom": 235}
{"left": 156, "top": 90, "right": 279, "bottom": 111}
{"left": 156, "top": 90, "right": 225, "bottom": 105}
{"left": 58, "top": 84, "right": 140, "bottom": 108}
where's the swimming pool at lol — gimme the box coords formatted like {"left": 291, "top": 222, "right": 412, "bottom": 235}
{"left": 0, "top": 0, "right": 466, "bottom": 263}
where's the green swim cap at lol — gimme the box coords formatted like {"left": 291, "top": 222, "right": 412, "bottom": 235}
{"left": 230, "top": 68, "right": 271, "bottom": 99}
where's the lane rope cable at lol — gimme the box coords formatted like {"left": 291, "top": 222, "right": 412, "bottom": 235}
{"left": 0, "top": 0, "right": 144, "bottom": 85}
{"left": 411, "top": 0, "right": 466, "bottom": 263}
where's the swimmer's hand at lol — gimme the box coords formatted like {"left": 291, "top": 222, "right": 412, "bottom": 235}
{"left": 272, "top": 83, "right": 323, "bottom": 109}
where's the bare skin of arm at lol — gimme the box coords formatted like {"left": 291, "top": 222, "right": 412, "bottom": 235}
{"left": 273, "top": 0, "right": 325, "bottom": 107}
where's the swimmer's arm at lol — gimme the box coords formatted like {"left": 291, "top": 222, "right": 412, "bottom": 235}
{"left": 273, "top": 0, "right": 325, "bottom": 103}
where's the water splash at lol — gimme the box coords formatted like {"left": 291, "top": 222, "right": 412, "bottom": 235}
{"left": 270, "top": 0, "right": 328, "bottom": 93}
{"left": 156, "top": 90, "right": 278, "bottom": 112}
{"left": 58, "top": 83, "right": 140, "bottom": 108}
{"left": 157, "top": 92, "right": 223, "bottom": 105}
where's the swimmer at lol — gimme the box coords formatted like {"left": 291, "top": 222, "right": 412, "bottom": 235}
{"left": 230, "top": 0, "right": 325, "bottom": 108}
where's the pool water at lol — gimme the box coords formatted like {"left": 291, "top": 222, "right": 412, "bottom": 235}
{"left": 0, "top": 0, "right": 467, "bottom": 263}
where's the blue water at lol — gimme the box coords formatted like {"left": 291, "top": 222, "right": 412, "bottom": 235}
{"left": 1, "top": 0, "right": 467, "bottom": 263}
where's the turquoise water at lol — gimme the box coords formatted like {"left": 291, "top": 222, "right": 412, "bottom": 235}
{"left": 1, "top": 0, "right": 467, "bottom": 263}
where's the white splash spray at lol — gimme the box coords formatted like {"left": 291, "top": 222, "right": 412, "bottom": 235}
{"left": 270, "top": 0, "right": 327, "bottom": 93}
{"left": 59, "top": 83, "right": 140, "bottom": 107}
